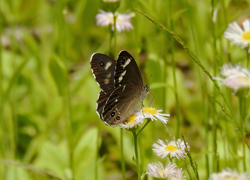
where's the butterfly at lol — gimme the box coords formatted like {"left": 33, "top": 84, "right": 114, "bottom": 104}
{"left": 90, "top": 50, "right": 149, "bottom": 126}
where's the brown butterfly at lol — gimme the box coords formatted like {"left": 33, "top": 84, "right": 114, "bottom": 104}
{"left": 90, "top": 51, "right": 149, "bottom": 126}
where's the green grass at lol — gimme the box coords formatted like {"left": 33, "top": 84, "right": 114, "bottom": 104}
{"left": 0, "top": 0, "right": 250, "bottom": 179}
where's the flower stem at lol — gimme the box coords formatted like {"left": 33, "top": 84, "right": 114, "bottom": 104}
{"left": 132, "top": 130, "right": 140, "bottom": 179}
{"left": 168, "top": 0, "right": 181, "bottom": 139}
{"left": 239, "top": 97, "right": 247, "bottom": 171}
{"left": 211, "top": 0, "right": 219, "bottom": 172}
{"left": 137, "top": 119, "right": 151, "bottom": 136}
{"left": 56, "top": 2, "right": 74, "bottom": 179}
{"left": 120, "top": 128, "right": 125, "bottom": 180}
{"left": 109, "top": 27, "right": 113, "bottom": 56}
{"left": 111, "top": 12, "right": 124, "bottom": 179}
{"left": 0, "top": 17, "right": 2, "bottom": 121}
{"left": 113, "top": 13, "right": 117, "bottom": 58}
{"left": 95, "top": 120, "right": 100, "bottom": 180}
{"left": 246, "top": 49, "right": 249, "bottom": 68}
{"left": 184, "top": 0, "right": 210, "bottom": 176}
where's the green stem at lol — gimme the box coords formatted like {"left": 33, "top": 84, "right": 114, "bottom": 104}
{"left": 204, "top": 96, "right": 209, "bottom": 177}
{"left": 183, "top": 159, "right": 194, "bottom": 180}
{"left": 111, "top": 12, "right": 125, "bottom": 179}
{"left": 64, "top": 70, "right": 74, "bottom": 180}
{"left": 211, "top": 0, "right": 219, "bottom": 171}
{"left": 0, "top": 159, "right": 63, "bottom": 180}
{"left": 222, "top": 0, "right": 231, "bottom": 63}
{"left": 182, "top": 135, "right": 200, "bottom": 180}
{"left": 120, "top": 129, "right": 125, "bottom": 180}
{"left": 56, "top": 2, "right": 74, "bottom": 179}
{"left": 95, "top": 121, "right": 100, "bottom": 180}
{"left": 109, "top": 27, "right": 113, "bottom": 57}
{"left": 239, "top": 97, "right": 246, "bottom": 171}
{"left": 246, "top": 49, "right": 249, "bottom": 68}
{"left": 9, "top": 103, "right": 16, "bottom": 159}
{"left": 113, "top": 13, "right": 117, "bottom": 58}
{"left": 137, "top": 119, "right": 151, "bottom": 136}
{"left": 132, "top": 130, "right": 140, "bottom": 179}
{"left": 168, "top": 0, "right": 180, "bottom": 138}
{"left": 184, "top": 0, "right": 210, "bottom": 176}
{"left": 0, "top": 17, "right": 4, "bottom": 162}
{"left": 0, "top": 11, "right": 2, "bottom": 121}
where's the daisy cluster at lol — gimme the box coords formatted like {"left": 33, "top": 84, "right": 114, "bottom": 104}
{"left": 215, "top": 19, "right": 250, "bottom": 95}
{"left": 224, "top": 19, "right": 250, "bottom": 52}
{"left": 146, "top": 162, "right": 185, "bottom": 180}
{"left": 120, "top": 107, "right": 170, "bottom": 129}
{"left": 144, "top": 138, "right": 189, "bottom": 179}
{"left": 96, "top": 10, "right": 134, "bottom": 32}
{"left": 214, "top": 63, "right": 250, "bottom": 94}
{"left": 152, "top": 139, "right": 190, "bottom": 160}
{"left": 209, "top": 168, "right": 248, "bottom": 180}
{"left": 120, "top": 107, "right": 187, "bottom": 179}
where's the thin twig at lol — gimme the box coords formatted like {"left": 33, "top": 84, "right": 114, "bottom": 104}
{"left": 0, "top": 159, "right": 62, "bottom": 179}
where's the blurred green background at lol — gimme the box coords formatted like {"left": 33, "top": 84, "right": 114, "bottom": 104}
{"left": 1, "top": 0, "right": 250, "bottom": 179}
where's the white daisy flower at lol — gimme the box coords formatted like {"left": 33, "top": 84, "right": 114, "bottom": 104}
{"left": 214, "top": 63, "right": 250, "bottom": 94}
{"left": 137, "top": 107, "right": 170, "bottom": 124}
{"left": 96, "top": 10, "right": 134, "bottom": 32}
{"left": 152, "top": 139, "right": 190, "bottom": 159}
{"left": 209, "top": 168, "right": 248, "bottom": 180}
{"left": 120, "top": 112, "right": 144, "bottom": 129}
{"left": 103, "top": 0, "right": 120, "bottom": 2}
{"left": 146, "top": 162, "right": 177, "bottom": 179}
{"left": 224, "top": 19, "right": 250, "bottom": 52}
{"left": 172, "top": 168, "right": 185, "bottom": 180}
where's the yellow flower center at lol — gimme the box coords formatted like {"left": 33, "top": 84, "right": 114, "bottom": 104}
{"left": 143, "top": 107, "right": 157, "bottom": 115}
{"left": 116, "top": 17, "right": 122, "bottom": 23}
{"left": 164, "top": 145, "right": 178, "bottom": 152}
{"left": 237, "top": 76, "right": 250, "bottom": 89}
{"left": 108, "top": 16, "right": 114, "bottom": 24}
{"left": 159, "top": 170, "right": 164, "bottom": 177}
{"left": 125, "top": 114, "right": 136, "bottom": 124}
{"left": 238, "top": 76, "right": 249, "bottom": 83}
{"left": 103, "top": 0, "right": 120, "bottom": 2}
{"left": 107, "top": 15, "right": 122, "bottom": 24}
{"left": 242, "top": 31, "right": 250, "bottom": 40}
{"left": 225, "top": 177, "right": 236, "bottom": 180}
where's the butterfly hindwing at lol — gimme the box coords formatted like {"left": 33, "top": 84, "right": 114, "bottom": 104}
{"left": 96, "top": 90, "right": 108, "bottom": 120}
{"left": 101, "top": 85, "right": 142, "bottom": 125}
{"left": 101, "top": 51, "right": 147, "bottom": 125}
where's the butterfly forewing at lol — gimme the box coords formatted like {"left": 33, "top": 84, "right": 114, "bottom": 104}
{"left": 90, "top": 53, "right": 116, "bottom": 95}
{"left": 114, "top": 51, "right": 144, "bottom": 88}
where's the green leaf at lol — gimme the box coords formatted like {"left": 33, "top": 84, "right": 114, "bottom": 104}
{"left": 74, "top": 128, "right": 99, "bottom": 179}
{"left": 6, "top": 166, "right": 32, "bottom": 180}
{"left": 34, "top": 141, "right": 68, "bottom": 178}
{"left": 4, "top": 58, "right": 29, "bottom": 102}
{"left": 49, "top": 56, "right": 67, "bottom": 96}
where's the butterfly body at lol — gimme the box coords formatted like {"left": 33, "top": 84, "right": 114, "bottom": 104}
{"left": 90, "top": 51, "right": 148, "bottom": 126}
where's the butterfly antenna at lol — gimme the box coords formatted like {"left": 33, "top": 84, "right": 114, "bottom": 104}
{"left": 146, "top": 74, "right": 154, "bottom": 106}
{"left": 146, "top": 74, "right": 152, "bottom": 84}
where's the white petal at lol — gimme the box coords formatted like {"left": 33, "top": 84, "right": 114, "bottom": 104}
{"left": 242, "top": 19, "right": 250, "bottom": 31}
